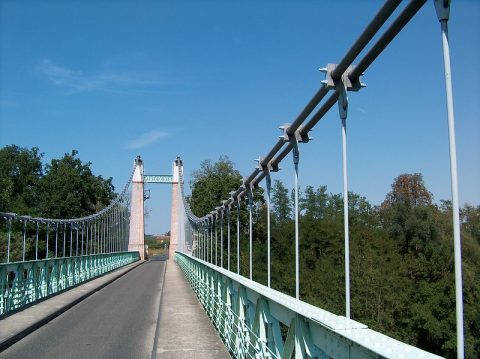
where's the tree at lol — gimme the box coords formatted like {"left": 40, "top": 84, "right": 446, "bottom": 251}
{"left": 0, "top": 146, "right": 117, "bottom": 262}
{"left": 0, "top": 145, "right": 43, "bottom": 215}
{"left": 188, "top": 156, "right": 266, "bottom": 279}
{"left": 382, "top": 173, "right": 433, "bottom": 209}
{"left": 189, "top": 156, "right": 243, "bottom": 217}
{"left": 39, "top": 150, "right": 115, "bottom": 218}
{"left": 380, "top": 173, "right": 437, "bottom": 255}
{"left": 271, "top": 179, "right": 291, "bottom": 223}
{"left": 299, "top": 185, "right": 328, "bottom": 220}
{"left": 462, "top": 204, "right": 480, "bottom": 244}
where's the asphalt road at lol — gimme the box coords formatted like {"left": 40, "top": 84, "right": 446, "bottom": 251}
{"left": 1, "top": 257, "right": 166, "bottom": 359}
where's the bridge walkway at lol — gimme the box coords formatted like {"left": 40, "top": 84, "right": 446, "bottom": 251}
{"left": 0, "top": 256, "right": 230, "bottom": 358}
{"left": 156, "top": 259, "right": 230, "bottom": 358}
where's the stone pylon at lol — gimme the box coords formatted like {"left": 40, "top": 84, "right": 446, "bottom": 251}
{"left": 128, "top": 156, "right": 145, "bottom": 260}
{"left": 169, "top": 157, "right": 185, "bottom": 259}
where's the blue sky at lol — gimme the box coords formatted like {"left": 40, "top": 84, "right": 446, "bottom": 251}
{"left": 1, "top": 0, "right": 479, "bottom": 235}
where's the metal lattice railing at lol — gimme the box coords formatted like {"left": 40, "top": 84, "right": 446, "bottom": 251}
{"left": 0, "top": 162, "right": 140, "bottom": 315}
{"left": 0, "top": 251, "right": 139, "bottom": 316}
{"left": 175, "top": 252, "right": 442, "bottom": 359}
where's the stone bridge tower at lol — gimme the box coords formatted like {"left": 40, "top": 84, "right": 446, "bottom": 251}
{"left": 128, "top": 156, "right": 145, "bottom": 260}
{"left": 169, "top": 157, "right": 185, "bottom": 258}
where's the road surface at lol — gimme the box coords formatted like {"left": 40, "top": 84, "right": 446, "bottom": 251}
{"left": 2, "top": 257, "right": 166, "bottom": 359}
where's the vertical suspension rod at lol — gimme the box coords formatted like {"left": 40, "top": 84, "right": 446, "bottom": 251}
{"left": 292, "top": 140, "right": 300, "bottom": 300}
{"left": 435, "top": 1, "right": 464, "bottom": 356}
{"left": 266, "top": 173, "right": 272, "bottom": 288}
{"left": 248, "top": 187, "right": 253, "bottom": 280}
{"left": 227, "top": 207, "right": 231, "bottom": 271}
{"left": 220, "top": 210, "right": 224, "bottom": 268}
{"left": 237, "top": 199, "right": 240, "bottom": 275}
{"left": 341, "top": 115, "right": 351, "bottom": 319}
{"left": 7, "top": 217, "right": 12, "bottom": 263}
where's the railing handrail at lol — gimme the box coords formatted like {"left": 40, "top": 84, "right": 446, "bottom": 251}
{"left": 176, "top": 251, "right": 444, "bottom": 359}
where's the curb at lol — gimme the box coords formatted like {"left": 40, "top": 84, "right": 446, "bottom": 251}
{"left": 150, "top": 259, "right": 168, "bottom": 359}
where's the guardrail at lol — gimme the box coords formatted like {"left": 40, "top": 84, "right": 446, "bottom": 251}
{"left": 175, "top": 251, "right": 442, "bottom": 359}
{"left": 0, "top": 251, "right": 139, "bottom": 316}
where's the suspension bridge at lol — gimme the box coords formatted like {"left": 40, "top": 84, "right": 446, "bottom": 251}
{"left": 0, "top": 1, "right": 466, "bottom": 358}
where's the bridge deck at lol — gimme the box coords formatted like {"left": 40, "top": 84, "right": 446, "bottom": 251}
{"left": 0, "top": 257, "right": 230, "bottom": 358}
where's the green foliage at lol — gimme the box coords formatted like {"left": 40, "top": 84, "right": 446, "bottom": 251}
{"left": 300, "top": 185, "right": 327, "bottom": 219}
{"left": 189, "top": 162, "right": 480, "bottom": 359}
{"left": 381, "top": 173, "right": 439, "bottom": 256}
{"left": 189, "top": 156, "right": 243, "bottom": 217}
{"left": 462, "top": 204, "right": 480, "bottom": 244}
{"left": 0, "top": 145, "right": 116, "bottom": 262}
{"left": 271, "top": 179, "right": 291, "bottom": 222}
{"left": 145, "top": 235, "right": 168, "bottom": 249}
{"left": 382, "top": 173, "right": 433, "bottom": 208}
{"left": 0, "top": 146, "right": 115, "bottom": 219}
{"left": 39, "top": 150, "right": 115, "bottom": 218}
{"left": 0, "top": 145, "right": 44, "bottom": 215}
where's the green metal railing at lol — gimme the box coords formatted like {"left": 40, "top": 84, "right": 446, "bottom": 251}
{"left": 176, "top": 251, "right": 443, "bottom": 359}
{"left": 0, "top": 251, "right": 139, "bottom": 316}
